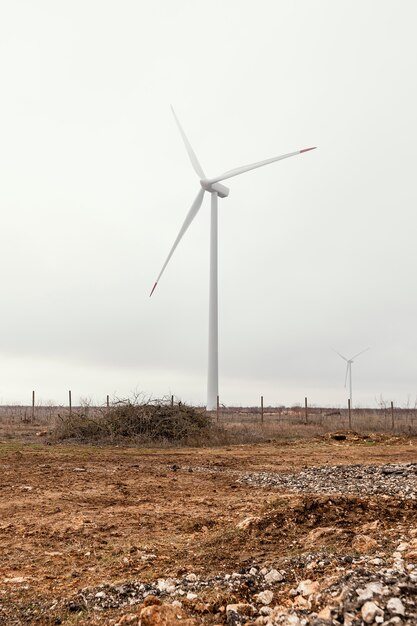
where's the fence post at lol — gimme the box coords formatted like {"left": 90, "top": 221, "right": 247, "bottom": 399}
{"left": 216, "top": 395, "right": 220, "bottom": 422}
{"left": 261, "top": 395, "right": 264, "bottom": 424}
{"left": 107, "top": 394, "right": 110, "bottom": 409}
{"left": 348, "top": 398, "right": 352, "bottom": 430}
{"left": 69, "top": 390, "right": 72, "bottom": 415}
{"left": 171, "top": 395, "right": 174, "bottom": 407}
{"left": 32, "top": 390, "right": 35, "bottom": 421}
{"left": 391, "top": 401, "right": 394, "bottom": 431}
{"left": 304, "top": 397, "right": 308, "bottom": 424}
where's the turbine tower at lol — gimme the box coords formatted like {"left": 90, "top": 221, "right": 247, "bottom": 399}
{"left": 151, "top": 108, "right": 316, "bottom": 410}
{"left": 335, "top": 348, "right": 370, "bottom": 408}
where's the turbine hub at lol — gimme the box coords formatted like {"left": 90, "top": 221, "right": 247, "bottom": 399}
{"left": 200, "top": 179, "right": 230, "bottom": 198}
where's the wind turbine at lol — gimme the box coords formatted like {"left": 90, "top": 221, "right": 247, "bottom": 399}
{"left": 335, "top": 348, "right": 370, "bottom": 408}
{"left": 151, "top": 108, "right": 316, "bottom": 410}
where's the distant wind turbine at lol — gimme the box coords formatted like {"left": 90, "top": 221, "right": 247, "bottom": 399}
{"left": 335, "top": 348, "right": 370, "bottom": 407}
{"left": 151, "top": 107, "right": 316, "bottom": 410}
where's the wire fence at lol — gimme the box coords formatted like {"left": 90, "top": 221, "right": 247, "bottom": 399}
{"left": 0, "top": 392, "right": 416, "bottom": 438}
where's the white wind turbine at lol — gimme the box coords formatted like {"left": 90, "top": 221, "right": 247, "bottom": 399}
{"left": 151, "top": 108, "right": 316, "bottom": 410}
{"left": 335, "top": 348, "right": 370, "bottom": 408}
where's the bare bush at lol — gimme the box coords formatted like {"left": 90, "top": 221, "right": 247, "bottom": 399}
{"left": 53, "top": 396, "right": 211, "bottom": 444}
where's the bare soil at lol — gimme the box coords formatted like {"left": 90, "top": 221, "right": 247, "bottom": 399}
{"left": 0, "top": 433, "right": 416, "bottom": 624}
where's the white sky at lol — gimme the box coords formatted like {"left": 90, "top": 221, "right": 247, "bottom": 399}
{"left": 1, "top": 1, "right": 416, "bottom": 408}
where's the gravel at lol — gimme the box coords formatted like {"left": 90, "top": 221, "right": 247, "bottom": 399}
{"left": 66, "top": 554, "right": 417, "bottom": 625}
{"left": 239, "top": 463, "right": 417, "bottom": 499}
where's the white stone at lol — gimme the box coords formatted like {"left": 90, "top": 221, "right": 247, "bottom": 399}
{"left": 157, "top": 578, "right": 176, "bottom": 593}
{"left": 264, "top": 569, "right": 284, "bottom": 583}
{"left": 260, "top": 606, "right": 272, "bottom": 616}
{"left": 361, "top": 601, "right": 384, "bottom": 624}
{"left": 226, "top": 603, "right": 253, "bottom": 617}
{"left": 186, "top": 592, "right": 198, "bottom": 600}
{"left": 296, "top": 579, "right": 319, "bottom": 597}
{"left": 255, "top": 590, "right": 274, "bottom": 605}
{"left": 387, "top": 597, "right": 405, "bottom": 616}
{"left": 185, "top": 573, "right": 197, "bottom": 582}
{"left": 357, "top": 581, "right": 386, "bottom": 601}
{"left": 237, "top": 516, "right": 260, "bottom": 530}
{"left": 95, "top": 591, "right": 106, "bottom": 599}
{"left": 3, "top": 577, "right": 26, "bottom": 584}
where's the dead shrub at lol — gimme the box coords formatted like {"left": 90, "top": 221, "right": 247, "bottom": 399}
{"left": 53, "top": 397, "right": 211, "bottom": 444}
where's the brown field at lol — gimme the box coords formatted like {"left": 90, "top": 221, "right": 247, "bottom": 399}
{"left": 0, "top": 409, "right": 416, "bottom": 624}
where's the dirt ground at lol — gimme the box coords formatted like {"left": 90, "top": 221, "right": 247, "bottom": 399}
{"left": 0, "top": 434, "right": 416, "bottom": 624}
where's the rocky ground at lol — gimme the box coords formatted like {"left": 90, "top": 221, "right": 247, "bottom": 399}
{"left": 0, "top": 433, "right": 416, "bottom": 625}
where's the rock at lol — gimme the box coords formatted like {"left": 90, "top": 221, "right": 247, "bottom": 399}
{"left": 185, "top": 573, "right": 198, "bottom": 582}
{"left": 360, "top": 520, "right": 380, "bottom": 532}
{"left": 284, "top": 615, "right": 301, "bottom": 626}
{"left": 342, "top": 612, "right": 356, "bottom": 626}
{"left": 304, "top": 526, "right": 340, "bottom": 548}
{"left": 141, "top": 554, "right": 157, "bottom": 562}
{"left": 357, "top": 581, "right": 386, "bottom": 602}
{"left": 95, "top": 591, "right": 106, "bottom": 599}
{"left": 296, "top": 579, "right": 319, "bottom": 597}
{"left": 226, "top": 603, "right": 255, "bottom": 624}
{"left": 317, "top": 606, "right": 332, "bottom": 620}
{"left": 264, "top": 568, "right": 284, "bottom": 583}
{"left": 293, "top": 595, "right": 309, "bottom": 609}
{"left": 352, "top": 534, "right": 378, "bottom": 553}
{"left": 3, "top": 577, "right": 26, "bottom": 583}
{"left": 259, "top": 606, "right": 272, "bottom": 616}
{"left": 386, "top": 597, "right": 405, "bottom": 616}
{"left": 157, "top": 579, "right": 176, "bottom": 594}
{"left": 361, "top": 601, "right": 384, "bottom": 624}
{"left": 254, "top": 590, "right": 273, "bottom": 605}
{"left": 186, "top": 592, "right": 198, "bottom": 601}
{"left": 236, "top": 516, "right": 260, "bottom": 530}
{"left": 140, "top": 604, "right": 197, "bottom": 626}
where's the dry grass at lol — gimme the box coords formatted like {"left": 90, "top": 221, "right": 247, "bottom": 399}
{"left": 0, "top": 402, "right": 416, "bottom": 444}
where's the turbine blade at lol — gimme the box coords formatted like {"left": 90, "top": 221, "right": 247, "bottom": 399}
{"left": 351, "top": 347, "right": 370, "bottom": 361}
{"left": 333, "top": 349, "right": 348, "bottom": 362}
{"left": 208, "top": 147, "right": 317, "bottom": 184}
{"left": 344, "top": 363, "right": 349, "bottom": 387}
{"left": 171, "top": 106, "right": 206, "bottom": 179}
{"left": 150, "top": 188, "right": 205, "bottom": 296}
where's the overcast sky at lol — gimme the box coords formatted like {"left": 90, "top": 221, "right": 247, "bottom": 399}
{"left": 1, "top": 1, "right": 416, "bottom": 408}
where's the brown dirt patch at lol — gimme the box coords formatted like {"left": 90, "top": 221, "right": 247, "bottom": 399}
{"left": 0, "top": 437, "right": 416, "bottom": 624}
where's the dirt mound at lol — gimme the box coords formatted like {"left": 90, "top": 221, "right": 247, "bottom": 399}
{"left": 255, "top": 494, "right": 417, "bottom": 532}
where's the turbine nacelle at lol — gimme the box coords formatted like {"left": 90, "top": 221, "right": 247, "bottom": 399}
{"left": 200, "top": 179, "right": 230, "bottom": 198}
